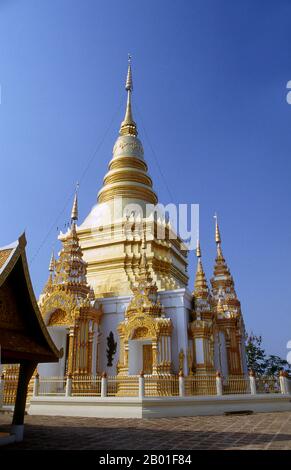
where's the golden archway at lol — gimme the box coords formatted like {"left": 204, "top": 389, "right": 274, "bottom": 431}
{"left": 40, "top": 287, "right": 77, "bottom": 326}
{"left": 117, "top": 312, "right": 172, "bottom": 376}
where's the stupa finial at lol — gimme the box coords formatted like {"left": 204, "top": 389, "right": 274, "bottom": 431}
{"left": 71, "top": 183, "right": 79, "bottom": 223}
{"left": 214, "top": 213, "right": 221, "bottom": 245}
{"left": 120, "top": 55, "right": 137, "bottom": 136}
{"left": 196, "top": 238, "right": 201, "bottom": 258}
{"left": 49, "top": 250, "right": 55, "bottom": 273}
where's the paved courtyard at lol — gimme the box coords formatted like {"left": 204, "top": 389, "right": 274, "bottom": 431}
{"left": 1, "top": 411, "right": 291, "bottom": 450}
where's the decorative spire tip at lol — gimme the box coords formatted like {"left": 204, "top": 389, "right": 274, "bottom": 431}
{"left": 49, "top": 250, "right": 55, "bottom": 272}
{"left": 125, "top": 54, "right": 133, "bottom": 91}
{"left": 196, "top": 239, "right": 201, "bottom": 258}
{"left": 214, "top": 213, "right": 221, "bottom": 244}
{"left": 71, "top": 184, "right": 79, "bottom": 222}
{"left": 119, "top": 55, "right": 138, "bottom": 136}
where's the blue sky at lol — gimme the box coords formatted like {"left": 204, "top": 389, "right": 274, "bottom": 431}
{"left": 1, "top": 0, "right": 291, "bottom": 357}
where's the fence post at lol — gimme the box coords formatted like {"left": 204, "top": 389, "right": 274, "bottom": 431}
{"left": 33, "top": 373, "right": 39, "bottom": 398}
{"left": 249, "top": 370, "right": 256, "bottom": 395}
{"left": 216, "top": 371, "right": 223, "bottom": 396}
{"left": 279, "top": 370, "right": 288, "bottom": 394}
{"left": 0, "top": 373, "right": 4, "bottom": 407}
{"left": 65, "top": 374, "right": 72, "bottom": 397}
{"left": 101, "top": 372, "right": 107, "bottom": 398}
{"left": 139, "top": 370, "right": 145, "bottom": 399}
{"left": 179, "top": 371, "right": 185, "bottom": 397}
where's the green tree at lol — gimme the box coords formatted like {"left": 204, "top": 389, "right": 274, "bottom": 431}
{"left": 264, "top": 355, "right": 291, "bottom": 376}
{"left": 245, "top": 333, "right": 267, "bottom": 376}
{"left": 246, "top": 333, "right": 291, "bottom": 377}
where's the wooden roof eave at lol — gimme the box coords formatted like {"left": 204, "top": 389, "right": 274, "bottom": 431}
{"left": 0, "top": 233, "right": 61, "bottom": 362}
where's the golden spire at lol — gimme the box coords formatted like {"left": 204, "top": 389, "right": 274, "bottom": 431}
{"left": 71, "top": 185, "right": 79, "bottom": 222}
{"left": 49, "top": 250, "right": 55, "bottom": 272}
{"left": 194, "top": 239, "right": 209, "bottom": 299}
{"left": 214, "top": 213, "right": 223, "bottom": 258}
{"left": 196, "top": 238, "right": 201, "bottom": 258}
{"left": 119, "top": 55, "right": 138, "bottom": 136}
{"left": 211, "top": 216, "right": 240, "bottom": 313}
{"left": 214, "top": 213, "right": 221, "bottom": 245}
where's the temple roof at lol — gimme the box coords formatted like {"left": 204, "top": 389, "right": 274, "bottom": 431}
{"left": 0, "top": 234, "right": 60, "bottom": 364}
{"left": 0, "top": 241, "right": 18, "bottom": 273}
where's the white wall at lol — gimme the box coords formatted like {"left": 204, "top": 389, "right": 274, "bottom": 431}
{"left": 219, "top": 331, "right": 228, "bottom": 378}
{"left": 97, "top": 296, "right": 129, "bottom": 375}
{"left": 159, "top": 289, "right": 192, "bottom": 374}
{"left": 96, "top": 289, "right": 192, "bottom": 375}
{"left": 38, "top": 327, "right": 68, "bottom": 377}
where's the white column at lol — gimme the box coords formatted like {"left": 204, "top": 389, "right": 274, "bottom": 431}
{"left": 249, "top": 371, "right": 256, "bottom": 395}
{"left": 139, "top": 372, "right": 145, "bottom": 399}
{"left": 279, "top": 371, "right": 288, "bottom": 394}
{"left": 179, "top": 372, "right": 185, "bottom": 397}
{"left": 65, "top": 374, "right": 72, "bottom": 397}
{"left": 101, "top": 372, "right": 107, "bottom": 398}
{"left": 33, "top": 373, "right": 39, "bottom": 397}
{"left": 216, "top": 371, "right": 223, "bottom": 396}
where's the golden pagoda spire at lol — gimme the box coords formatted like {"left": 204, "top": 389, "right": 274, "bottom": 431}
{"left": 119, "top": 54, "right": 138, "bottom": 137}
{"left": 71, "top": 184, "right": 79, "bottom": 223}
{"left": 215, "top": 213, "right": 221, "bottom": 244}
{"left": 48, "top": 250, "right": 55, "bottom": 273}
{"left": 194, "top": 239, "right": 209, "bottom": 299}
{"left": 213, "top": 214, "right": 228, "bottom": 272}
{"left": 196, "top": 238, "right": 201, "bottom": 258}
{"left": 211, "top": 215, "right": 241, "bottom": 316}
{"left": 214, "top": 213, "right": 224, "bottom": 258}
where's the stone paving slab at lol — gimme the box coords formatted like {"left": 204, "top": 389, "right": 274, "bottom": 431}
{"left": 1, "top": 411, "right": 291, "bottom": 450}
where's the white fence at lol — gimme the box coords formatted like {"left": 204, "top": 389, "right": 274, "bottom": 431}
{"left": 1, "top": 372, "right": 291, "bottom": 403}
{"left": 30, "top": 372, "right": 291, "bottom": 399}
